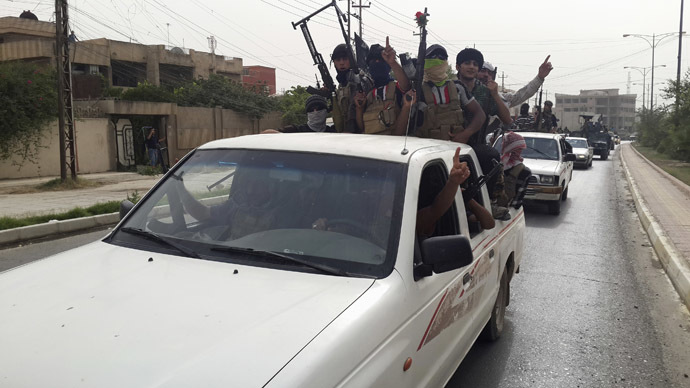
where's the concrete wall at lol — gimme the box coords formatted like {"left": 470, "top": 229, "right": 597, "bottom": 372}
{"left": 0, "top": 118, "right": 115, "bottom": 179}
{"left": 0, "top": 101, "right": 283, "bottom": 180}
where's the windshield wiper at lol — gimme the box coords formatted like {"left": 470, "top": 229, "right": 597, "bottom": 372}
{"left": 210, "top": 246, "right": 351, "bottom": 277}
{"left": 120, "top": 227, "right": 201, "bottom": 259}
{"left": 526, "top": 145, "right": 557, "bottom": 160}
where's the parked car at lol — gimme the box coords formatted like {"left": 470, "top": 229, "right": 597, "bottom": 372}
{"left": 566, "top": 137, "right": 594, "bottom": 168}
{"left": 0, "top": 134, "right": 525, "bottom": 388}
{"left": 496, "top": 132, "right": 575, "bottom": 215}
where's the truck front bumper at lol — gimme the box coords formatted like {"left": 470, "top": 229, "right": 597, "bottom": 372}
{"left": 525, "top": 185, "right": 563, "bottom": 201}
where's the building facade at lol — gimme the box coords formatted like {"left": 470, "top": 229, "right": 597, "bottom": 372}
{"left": 554, "top": 89, "right": 636, "bottom": 134}
{"left": 0, "top": 16, "right": 244, "bottom": 98}
{"left": 242, "top": 65, "right": 276, "bottom": 95}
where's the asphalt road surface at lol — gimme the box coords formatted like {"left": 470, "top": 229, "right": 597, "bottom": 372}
{"left": 2, "top": 148, "right": 690, "bottom": 387}
{"left": 448, "top": 148, "right": 690, "bottom": 387}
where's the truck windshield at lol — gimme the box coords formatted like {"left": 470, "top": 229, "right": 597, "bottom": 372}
{"left": 110, "top": 149, "right": 405, "bottom": 278}
{"left": 566, "top": 139, "right": 588, "bottom": 148}
{"left": 495, "top": 136, "right": 559, "bottom": 160}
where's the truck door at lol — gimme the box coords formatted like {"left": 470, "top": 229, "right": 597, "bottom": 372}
{"left": 409, "top": 155, "right": 485, "bottom": 387}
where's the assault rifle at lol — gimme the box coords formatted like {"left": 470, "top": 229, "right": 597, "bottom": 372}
{"left": 292, "top": 3, "right": 336, "bottom": 98}
{"left": 534, "top": 86, "right": 543, "bottom": 131}
{"left": 462, "top": 159, "right": 504, "bottom": 203}
{"left": 406, "top": 8, "right": 429, "bottom": 136}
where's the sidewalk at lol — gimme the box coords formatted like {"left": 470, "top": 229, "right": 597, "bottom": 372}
{"left": 0, "top": 172, "right": 161, "bottom": 219}
{"left": 619, "top": 143, "right": 690, "bottom": 309}
{"left": 0, "top": 172, "right": 161, "bottom": 246}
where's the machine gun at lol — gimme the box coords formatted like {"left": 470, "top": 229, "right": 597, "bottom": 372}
{"left": 406, "top": 8, "right": 429, "bottom": 136}
{"left": 292, "top": 4, "right": 336, "bottom": 98}
{"left": 292, "top": 1, "right": 372, "bottom": 98}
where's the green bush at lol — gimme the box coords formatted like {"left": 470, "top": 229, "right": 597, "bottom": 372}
{"left": 0, "top": 62, "right": 58, "bottom": 164}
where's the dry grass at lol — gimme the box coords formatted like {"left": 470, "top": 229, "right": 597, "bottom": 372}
{"left": 8, "top": 177, "right": 103, "bottom": 194}
{"left": 633, "top": 144, "right": 690, "bottom": 186}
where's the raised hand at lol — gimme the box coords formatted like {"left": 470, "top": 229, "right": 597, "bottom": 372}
{"left": 381, "top": 36, "right": 397, "bottom": 65}
{"left": 538, "top": 55, "right": 553, "bottom": 80}
{"left": 449, "top": 147, "right": 470, "bottom": 185}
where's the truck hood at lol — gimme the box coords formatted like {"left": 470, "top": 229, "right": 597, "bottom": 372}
{"left": 572, "top": 148, "right": 589, "bottom": 156}
{"left": 522, "top": 158, "right": 559, "bottom": 175}
{"left": 0, "top": 241, "right": 374, "bottom": 388}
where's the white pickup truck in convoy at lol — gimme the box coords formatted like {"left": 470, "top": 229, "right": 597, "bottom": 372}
{"left": 497, "top": 132, "right": 575, "bottom": 215}
{"left": 0, "top": 134, "right": 525, "bottom": 388}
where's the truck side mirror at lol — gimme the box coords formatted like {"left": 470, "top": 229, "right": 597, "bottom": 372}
{"left": 564, "top": 153, "right": 576, "bottom": 162}
{"left": 120, "top": 200, "right": 135, "bottom": 220}
{"left": 420, "top": 235, "right": 473, "bottom": 274}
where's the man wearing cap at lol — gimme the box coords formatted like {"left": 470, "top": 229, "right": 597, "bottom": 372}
{"left": 330, "top": 43, "right": 361, "bottom": 133}
{"left": 404, "top": 44, "right": 485, "bottom": 143}
{"left": 356, "top": 37, "right": 411, "bottom": 135}
{"left": 455, "top": 48, "right": 512, "bottom": 147}
{"left": 263, "top": 95, "right": 335, "bottom": 133}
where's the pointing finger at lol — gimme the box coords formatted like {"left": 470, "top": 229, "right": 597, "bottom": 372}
{"left": 543, "top": 55, "right": 551, "bottom": 64}
{"left": 454, "top": 147, "right": 461, "bottom": 164}
{"left": 386, "top": 36, "right": 390, "bottom": 48}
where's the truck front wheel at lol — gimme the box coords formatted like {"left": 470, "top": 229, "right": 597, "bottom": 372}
{"left": 481, "top": 267, "right": 508, "bottom": 341}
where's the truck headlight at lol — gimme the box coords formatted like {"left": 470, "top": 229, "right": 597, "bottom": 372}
{"left": 540, "top": 176, "right": 555, "bottom": 184}
{"left": 577, "top": 154, "right": 585, "bottom": 159}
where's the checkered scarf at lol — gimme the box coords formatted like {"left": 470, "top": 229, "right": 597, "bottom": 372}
{"left": 501, "top": 131, "right": 526, "bottom": 170}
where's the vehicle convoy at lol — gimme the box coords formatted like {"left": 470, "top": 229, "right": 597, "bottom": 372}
{"left": 570, "top": 114, "right": 612, "bottom": 160}
{"left": 589, "top": 131, "right": 612, "bottom": 160}
{"left": 0, "top": 134, "right": 525, "bottom": 388}
{"left": 497, "top": 132, "right": 575, "bottom": 215}
{"left": 566, "top": 137, "right": 594, "bottom": 168}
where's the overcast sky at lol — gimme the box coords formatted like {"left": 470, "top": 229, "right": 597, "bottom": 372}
{"left": 3, "top": 0, "right": 689, "bottom": 107}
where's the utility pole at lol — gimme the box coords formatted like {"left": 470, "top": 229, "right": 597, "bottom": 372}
{"left": 207, "top": 36, "right": 217, "bottom": 74}
{"left": 499, "top": 71, "right": 507, "bottom": 92}
{"left": 351, "top": 0, "right": 370, "bottom": 40}
{"left": 678, "top": 0, "right": 685, "bottom": 107}
{"left": 55, "top": 0, "right": 77, "bottom": 181}
{"left": 166, "top": 23, "right": 170, "bottom": 46}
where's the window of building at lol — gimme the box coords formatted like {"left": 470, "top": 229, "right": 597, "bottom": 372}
{"left": 564, "top": 98, "right": 571, "bottom": 104}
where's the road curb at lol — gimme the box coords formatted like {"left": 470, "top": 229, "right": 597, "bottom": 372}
{"left": 619, "top": 145, "right": 690, "bottom": 310}
{"left": 0, "top": 213, "right": 119, "bottom": 246}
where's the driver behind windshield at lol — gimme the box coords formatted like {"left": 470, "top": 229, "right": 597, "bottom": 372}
{"left": 175, "top": 173, "right": 279, "bottom": 240}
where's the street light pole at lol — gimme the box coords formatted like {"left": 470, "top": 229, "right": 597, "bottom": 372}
{"left": 623, "top": 32, "right": 685, "bottom": 109}
{"left": 625, "top": 65, "right": 666, "bottom": 111}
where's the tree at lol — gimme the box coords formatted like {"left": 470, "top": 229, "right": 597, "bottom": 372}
{"left": 119, "top": 74, "right": 278, "bottom": 119}
{"left": 277, "top": 85, "right": 311, "bottom": 126}
{"left": 0, "top": 62, "right": 58, "bottom": 164}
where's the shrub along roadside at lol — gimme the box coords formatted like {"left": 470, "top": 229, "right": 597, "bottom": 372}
{"left": 633, "top": 144, "right": 690, "bottom": 186}
{"left": 0, "top": 201, "right": 120, "bottom": 231}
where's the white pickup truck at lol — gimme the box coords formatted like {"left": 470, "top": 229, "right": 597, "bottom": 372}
{"left": 0, "top": 134, "right": 525, "bottom": 387}
{"left": 497, "top": 132, "right": 575, "bottom": 215}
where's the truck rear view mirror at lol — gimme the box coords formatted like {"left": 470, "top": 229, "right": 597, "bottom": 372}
{"left": 421, "top": 235, "right": 474, "bottom": 274}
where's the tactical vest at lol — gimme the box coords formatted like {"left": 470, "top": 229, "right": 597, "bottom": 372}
{"left": 362, "top": 81, "right": 398, "bottom": 135}
{"left": 417, "top": 81, "right": 465, "bottom": 140}
{"left": 332, "top": 85, "right": 352, "bottom": 133}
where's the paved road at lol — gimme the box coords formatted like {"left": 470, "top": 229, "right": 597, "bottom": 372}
{"left": 447, "top": 148, "right": 690, "bottom": 387}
